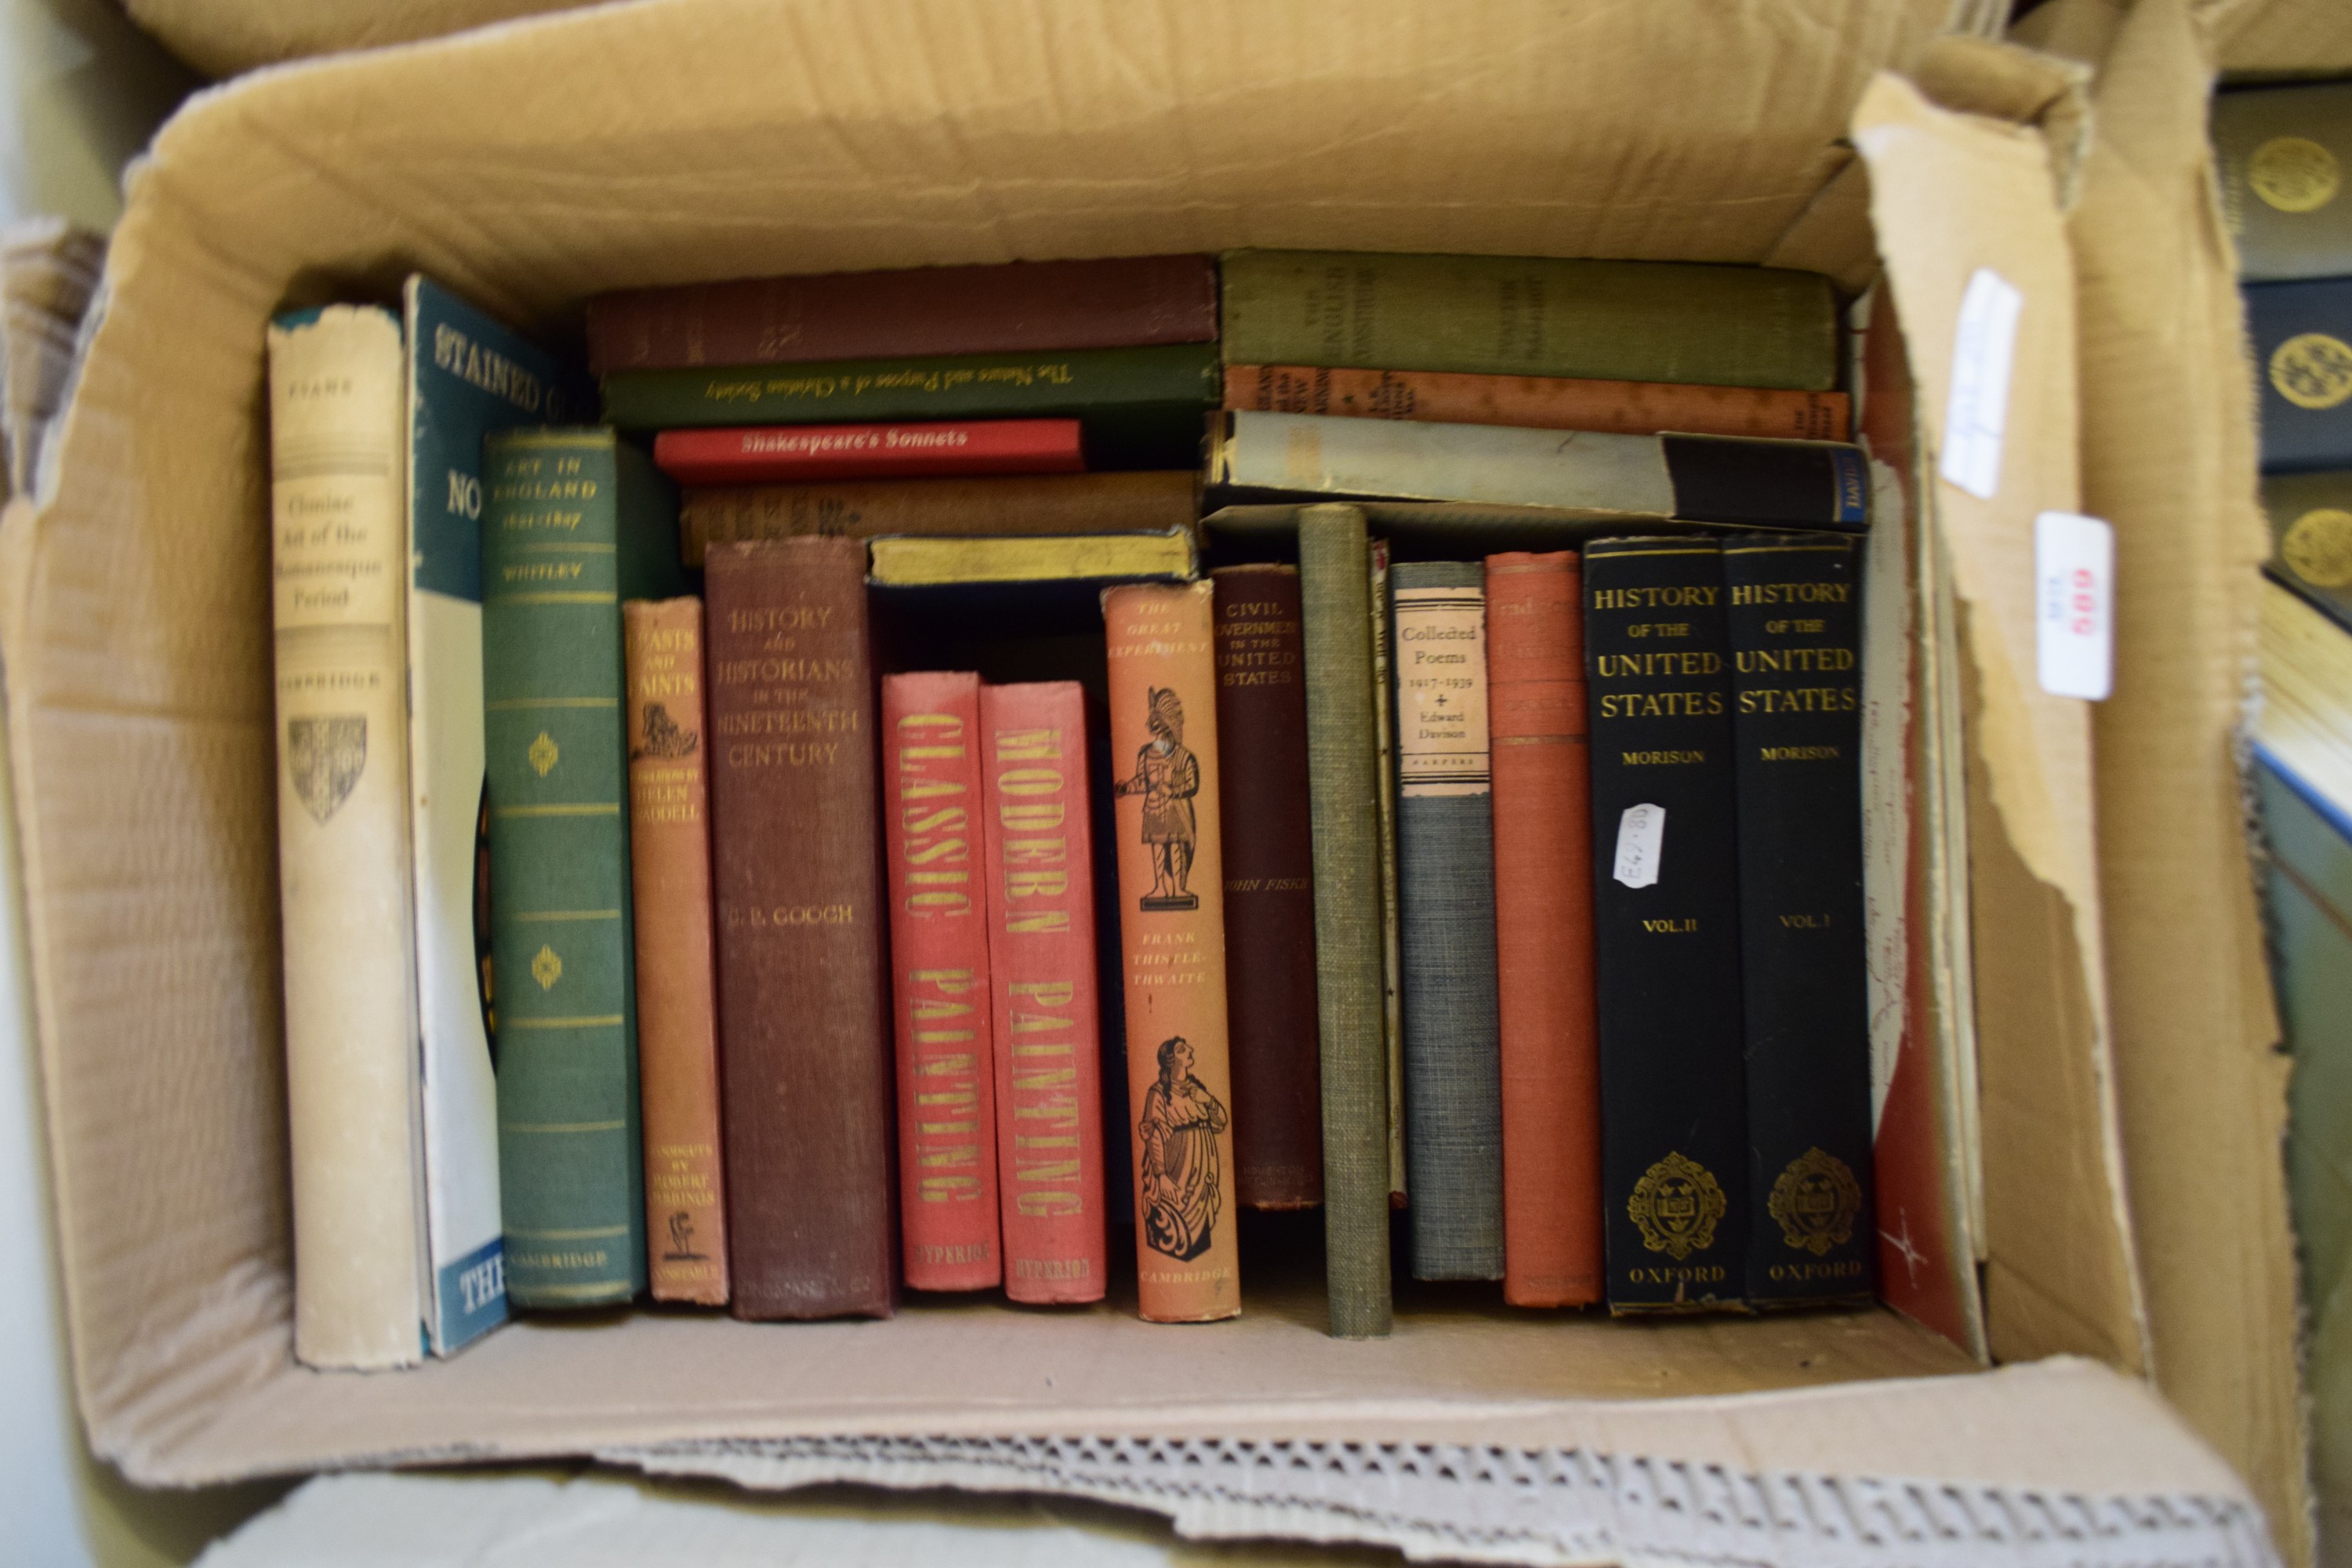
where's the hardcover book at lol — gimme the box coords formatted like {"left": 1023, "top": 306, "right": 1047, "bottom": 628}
{"left": 2245, "top": 277, "right": 2352, "bottom": 471}
{"left": 1210, "top": 565, "right": 1323, "bottom": 1209}
{"left": 1297, "top": 506, "right": 1393, "bottom": 1337}
{"left": 866, "top": 529, "right": 1196, "bottom": 589}
{"left": 652, "top": 419, "right": 1084, "bottom": 487}
{"left": 267, "top": 305, "right": 428, "bottom": 1367}
{"left": 706, "top": 537, "right": 897, "bottom": 1319}
{"left": 622, "top": 597, "right": 731, "bottom": 1305}
{"left": 980, "top": 682, "right": 1110, "bottom": 1302}
{"left": 1210, "top": 412, "right": 1871, "bottom": 530}
{"left": 1225, "top": 365, "right": 1849, "bottom": 441}
{"left": 1218, "top": 250, "right": 1840, "bottom": 390}
{"left": 602, "top": 343, "right": 1221, "bottom": 470}
{"left": 1484, "top": 550, "right": 1602, "bottom": 1308}
{"left": 1584, "top": 536, "right": 1747, "bottom": 1312}
{"left": 1722, "top": 538, "right": 1875, "bottom": 1306}
{"left": 481, "top": 427, "right": 684, "bottom": 1310}
{"left": 1103, "top": 582, "right": 1242, "bottom": 1322}
{"left": 2263, "top": 469, "right": 2352, "bottom": 634}
{"left": 680, "top": 471, "right": 1200, "bottom": 567}
{"left": 2213, "top": 82, "right": 2352, "bottom": 283}
{"left": 1368, "top": 535, "right": 1406, "bottom": 1204}
{"left": 880, "top": 671, "right": 1003, "bottom": 1292}
{"left": 587, "top": 254, "right": 1218, "bottom": 375}
{"left": 1391, "top": 561, "right": 1504, "bottom": 1281}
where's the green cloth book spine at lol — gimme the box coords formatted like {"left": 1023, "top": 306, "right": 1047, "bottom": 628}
{"left": 1297, "top": 503, "right": 1393, "bottom": 1338}
{"left": 1218, "top": 251, "right": 1839, "bottom": 391}
{"left": 600, "top": 343, "right": 1221, "bottom": 469}
{"left": 482, "top": 428, "right": 684, "bottom": 1309}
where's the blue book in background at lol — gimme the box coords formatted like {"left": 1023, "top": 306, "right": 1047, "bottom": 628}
{"left": 2246, "top": 277, "right": 2352, "bottom": 472}
{"left": 401, "top": 275, "right": 583, "bottom": 1352}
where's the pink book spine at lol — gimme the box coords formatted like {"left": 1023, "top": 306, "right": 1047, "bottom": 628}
{"left": 880, "top": 672, "right": 1004, "bottom": 1290}
{"left": 979, "top": 682, "right": 1109, "bottom": 1303}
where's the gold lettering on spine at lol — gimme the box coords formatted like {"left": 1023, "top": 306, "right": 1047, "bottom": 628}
{"left": 907, "top": 967, "right": 985, "bottom": 1203}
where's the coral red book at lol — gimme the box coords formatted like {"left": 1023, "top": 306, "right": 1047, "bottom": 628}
{"left": 1104, "top": 583, "right": 1241, "bottom": 1323}
{"left": 880, "top": 672, "right": 1003, "bottom": 1292}
{"left": 978, "top": 682, "right": 1109, "bottom": 1304}
{"left": 1483, "top": 551, "right": 1601, "bottom": 1308}
{"left": 653, "top": 419, "right": 1084, "bottom": 487}
{"left": 1224, "top": 365, "right": 1850, "bottom": 441}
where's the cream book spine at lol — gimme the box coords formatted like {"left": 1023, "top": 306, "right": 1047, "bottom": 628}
{"left": 267, "top": 307, "right": 428, "bottom": 1368}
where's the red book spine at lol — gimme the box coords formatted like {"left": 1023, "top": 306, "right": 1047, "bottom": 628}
{"left": 654, "top": 420, "right": 1087, "bottom": 487}
{"left": 880, "top": 672, "right": 1004, "bottom": 1291}
{"left": 979, "top": 683, "right": 1109, "bottom": 1303}
{"left": 1484, "top": 550, "right": 1602, "bottom": 1307}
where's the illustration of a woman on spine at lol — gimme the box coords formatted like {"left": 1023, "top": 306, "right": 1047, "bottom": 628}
{"left": 1112, "top": 685, "right": 1200, "bottom": 910}
{"left": 1138, "top": 1035, "right": 1227, "bottom": 1261}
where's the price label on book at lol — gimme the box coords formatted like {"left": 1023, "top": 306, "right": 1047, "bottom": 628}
{"left": 1613, "top": 803, "right": 1665, "bottom": 889}
{"left": 2034, "top": 510, "right": 2114, "bottom": 701}
{"left": 1941, "top": 268, "right": 2023, "bottom": 502}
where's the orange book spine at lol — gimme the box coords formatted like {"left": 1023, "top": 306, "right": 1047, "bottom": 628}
{"left": 980, "top": 682, "right": 1109, "bottom": 1303}
{"left": 1224, "top": 365, "right": 1850, "bottom": 441}
{"left": 1483, "top": 552, "right": 1602, "bottom": 1307}
{"left": 1104, "top": 582, "right": 1242, "bottom": 1322}
{"left": 880, "top": 671, "right": 1004, "bottom": 1291}
{"left": 622, "top": 597, "right": 731, "bottom": 1305}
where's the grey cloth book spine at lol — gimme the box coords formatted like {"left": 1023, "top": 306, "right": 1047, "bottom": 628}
{"left": 1389, "top": 560, "right": 1504, "bottom": 1279}
{"left": 1298, "top": 505, "right": 1395, "bottom": 1338}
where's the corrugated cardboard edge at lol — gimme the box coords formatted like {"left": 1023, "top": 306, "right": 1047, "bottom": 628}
{"left": 122, "top": 0, "right": 601, "bottom": 79}
{"left": 1852, "top": 71, "right": 2153, "bottom": 1374}
{"left": 2065, "top": 0, "right": 2315, "bottom": 1563}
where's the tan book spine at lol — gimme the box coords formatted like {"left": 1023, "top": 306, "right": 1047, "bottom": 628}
{"left": 623, "top": 597, "right": 730, "bottom": 1305}
{"left": 1105, "top": 582, "right": 1241, "bottom": 1322}
{"left": 1223, "top": 365, "right": 1850, "bottom": 440}
{"left": 680, "top": 470, "right": 1200, "bottom": 566}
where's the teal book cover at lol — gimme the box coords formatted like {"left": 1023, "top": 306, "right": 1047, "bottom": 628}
{"left": 482, "top": 429, "right": 682, "bottom": 1309}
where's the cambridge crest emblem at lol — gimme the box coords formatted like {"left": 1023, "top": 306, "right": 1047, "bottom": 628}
{"left": 1627, "top": 1150, "right": 1726, "bottom": 1260}
{"left": 287, "top": 715, "right": 366, "bottom": 825}
{"left": 1767, "top": 1146, "right": 1863, "bottom": 1256}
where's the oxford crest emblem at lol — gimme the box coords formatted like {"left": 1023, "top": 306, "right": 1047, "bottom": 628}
{"left": 288, "top": 716, "right": 366, "bottom": 825}
{"left": 1767, "top": 1146, "right": 1863, "bottom": 1256}
{"left": 1628, "top": 1149, "right": 1727, "bottom": 1261}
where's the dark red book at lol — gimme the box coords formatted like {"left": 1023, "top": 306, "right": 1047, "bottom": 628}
{"left": 978, "top": 683, "right": 1109, "bottom": 1303}
{"left": 1210, "top": 565, "right": 1323, "bottom": 1209}
{"left": 654, "top": 419, "right": 1085, "bottom": 486}
{"left": 705, "top": 536, "right": 895, "bottom": 1319}
{"left": 880, "top": 671, "right": 1003, "bottom": 1292}
{"left": 587, "top": 255, "right": 1218, "bottom": 375}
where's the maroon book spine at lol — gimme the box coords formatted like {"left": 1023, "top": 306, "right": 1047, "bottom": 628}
{"left": 705, "top": 536, "right": 895, "bottom": 1319}
{"left": 654, "top": 419, "right": 1085, "bottom": 487}
{"left": 1210, "top": 566, "right": 1323, "bottom": 1208}
{"left": 588, "top": 255, "right": 1218, "bottom": 375}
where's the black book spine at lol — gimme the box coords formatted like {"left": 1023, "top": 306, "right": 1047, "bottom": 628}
{"left": 1723, "top": 538, "right": 1875, "bottom": 1306}
{"left": 1584, "top": 537, "right": 1746, "bottom": 1311}
{"left": 1661, "top": 436, "right": 1871, "bottom": 532}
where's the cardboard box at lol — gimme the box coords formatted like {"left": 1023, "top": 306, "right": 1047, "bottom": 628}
{"left": 3, "top": 0, "right": 2288, "bottom": 1559}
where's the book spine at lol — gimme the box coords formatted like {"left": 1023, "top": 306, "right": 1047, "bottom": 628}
{"left": 1297, "top": 506, "right": 1393, "bottom": 1337}
{"left": 1584, "top": 537, "right": 1746, "bottom": 1312}
{"left": 1368, "top": 536, "right": 1406, "bottom": 1204}
{"left": 1224, "top": 365, "right": 1850, "bottom": 441}
{"left": 601, "top": 343, "right": 1221, "bottom": 471}
{"left": 1103, "top": 582, "right": 1242, "bottom": 1322}
{"left": 653, "top": 419, "right": 1085, "bottom": 487}
{"left": 2245, "top": 278, "right": 2352, "bottom": 470}
{"left": 681, "top": 471, "right": 1201, "bottom": 567}
{"left": 980, "top": 683, "right": 1110, "bottom": 1302}
{"left": 880, "top": 672, "right": 1003, "bottom": 1292}
{"left": 2211, "top": 84, "right": 2352, "bottom": 283}
{"left": 266, "top": 307, "right": 426, "bottom": 1368}
{"left": 1484, "top": 550, "right": 1602, "bottom": 1308}
{"left": 1212, "top": 412, "right": 1870, "bottom": 531}
{"left": 1391, "top": 561, "right": 1504, "bottom": 1280}
{"left": 2263, "top": 471, "right": 2352, "bottom": 636}
{"left": 1218, "top": 250, "right": 1838, "bottom": 390}
{"left": 622, "top": 598, "right": 731, "bottom": 1305}
{"left": 1210, "top": 566, "right": 1323, "bottom": 1209}
{"left": 587, "top": 254, "right": 1218, "bottom": 374}
{"left": 706, "top": 537, "right": 895, "bottom": 1319}
{"left": 482, "top": 430, "right": 648, "bottom": 1310}
{"left": 1722, "top": 539, "right": 1875, "bottom": 1306}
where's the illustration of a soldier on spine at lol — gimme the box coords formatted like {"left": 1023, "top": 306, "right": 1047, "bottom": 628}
{"left": 1113, "top": 685, "right": 1200, "bottom": 911}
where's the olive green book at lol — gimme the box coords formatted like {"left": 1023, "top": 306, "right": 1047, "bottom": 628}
{"left": 482, "top": 428, "right": 685, "bottom": 1309}
{"left": 1219, "top": 250, "right": 1838, "bottom": 391}
{"left": 1297, "top": 503, "right": 1393, "bottom": 1338}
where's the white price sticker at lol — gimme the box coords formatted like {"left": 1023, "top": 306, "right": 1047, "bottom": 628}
{"left": 1940, "top": 268, "right": 2024, "bottom": 502}
{"left": 2034, "top": 510, "right": 2114, "bottom": 700}
{"left": 1613, "top": 803, "right": 1665, "bottom": 889}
